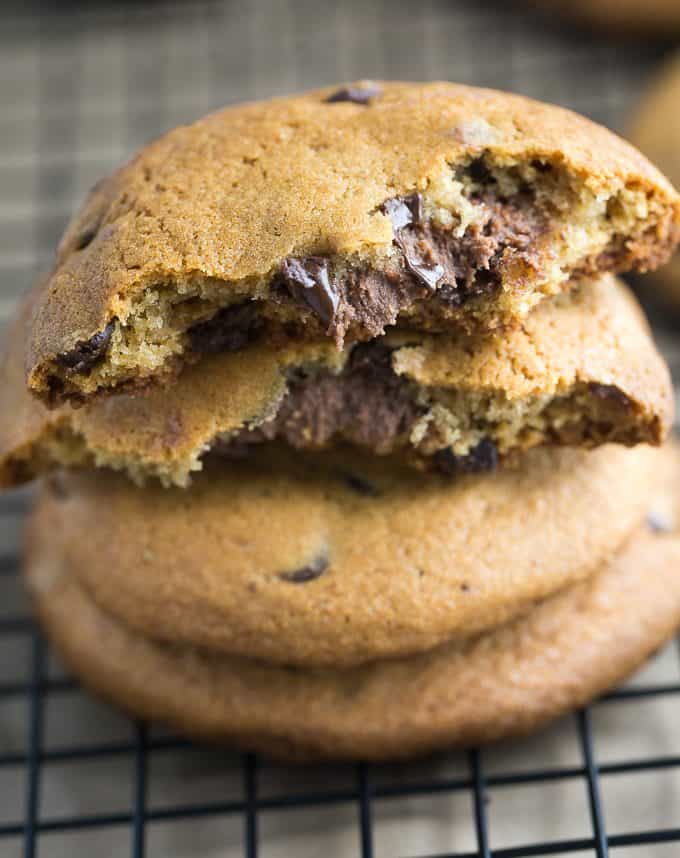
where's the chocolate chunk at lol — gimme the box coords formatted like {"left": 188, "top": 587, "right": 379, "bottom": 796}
{"left": 588, "top": 383, "right": 633, "bottom": 410}
{"left": 55, "top": 320, "right": 115, "bottom": 374}
{"left": 74, "top": 224, "right": 98, "bottom": 251}
{"left": 325, "top": 84, "right": 382, "bottom": 105}
{"left": 188, "top": 302, "right": 262, "bottom": 354}
{"left": 381, "top": 193, "right": 445, "bottom": 290}
{"left": 271, "top": 188, "right": 545, "bottom": 344}
{"left": 280, "top": 256, "right": 339, "bottom": 326}
{"left": 340, "top": 471, "right": 380, "bottom": 497}
{"left": 403, "top": 254, "right": 445, "bottom": 291}
{"left": 434, "top": 439, "right": 498, "bottom": 476}
{"left": 278, "top": 554, "right": 329, "bottom": 583}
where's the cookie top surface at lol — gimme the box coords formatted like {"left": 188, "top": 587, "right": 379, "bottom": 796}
{"left": 2, "top": 274, "right": 673, "bottom": 487}
{"left": 26, "top": 442, "right": 680, "bottom": 760}
{"left": 23, "top": 81, "right": 680, "bottom": 403}
{"left": 30, "top": 441, "right": 663, "bottom": 667}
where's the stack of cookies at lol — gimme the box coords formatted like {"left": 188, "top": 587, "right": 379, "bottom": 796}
{"left": 4, "top": 82, "right": 680, "bottom": 760}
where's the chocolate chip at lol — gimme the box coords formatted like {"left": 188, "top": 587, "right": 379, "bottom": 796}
{"left": 280, "top": 256, "right": 339, "bottom": 326}
{"left": 340, "top": 471, "right": 380, "bottom": 497}
{"left": 434, "top": 438, "right": 498, "bottom": 476}
{"left": 588, "top": 383, "right": 633, "bottom": 410}
{"left": 55, "top": 320, "right": 115, "bottom": 374}
{"left": 381, "top": 193, "right": 445, "bottom": 290}
{"left": 188, "top": 302, "right": 263, "bottom": 354}
{"left": 278, "top": 554, "right": 329, "bottom": 583}
{"left": 74, "top": 224, "right": 98, "bottom": 251}
{"left": 325, "top": 84, "right": 382, "bottom": 105}
{"left": 403, "top": 254, "right": 445, "bottom": 290}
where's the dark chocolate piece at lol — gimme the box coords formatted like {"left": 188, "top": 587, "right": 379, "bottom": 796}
{"left": 588, "top": 383, "right": 633, "bottom": 410}
{"left": 74, "top": 224, "right": 98, "bottom": 251}
{"left": 434, "top": 438, "right": 498, "bottom": 476}
{"left": 381, "top": 193, "right": 445, "bottom": 290}
{"left": 280, "top": 256, "right": 339, "bottom": 326}
{"left": 188, "top": 302, "right": 262, "bottom": 354}
{"left": 340, "top": 471, "right": 380, "bottom": 497}
{"left": 274, "top": 189, "right": 544, "bottom": 345}
{"left": 278, "top": 554, "right": 329, "bottom": 583}
{"left": 55, "top": 320, "right": 115, "bottom": 374}
{"left": 325, "top": 85, "right": 382, "bottom": 105}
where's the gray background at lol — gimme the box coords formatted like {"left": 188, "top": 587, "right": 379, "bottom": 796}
{"left": 2, "top": 1, "right": 680, "bottom": 856}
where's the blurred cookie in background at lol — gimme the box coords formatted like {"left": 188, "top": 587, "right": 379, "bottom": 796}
{"left": 629, "top": 52, "right": 680, "bottom": 311}
{"left": 534, "top": 0, "right": 680, "bottom": 34}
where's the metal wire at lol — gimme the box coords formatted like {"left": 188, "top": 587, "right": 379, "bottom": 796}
{"left": 2, "top": 579, "right": 680, "bottom": 856}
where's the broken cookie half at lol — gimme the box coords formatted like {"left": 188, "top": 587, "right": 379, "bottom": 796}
{"left": 1, "top": 274, "right": 672, "bottom": 487}
{"left": 24, "top": 81, "right": 680, "bottom": 404}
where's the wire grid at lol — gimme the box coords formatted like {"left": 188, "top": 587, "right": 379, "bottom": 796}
{"left": 2, "top": 1, "right": 680, "bottom": 856}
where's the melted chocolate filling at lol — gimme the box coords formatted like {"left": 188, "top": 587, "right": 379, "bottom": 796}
{"left": 225, "top": 342, "right": 497, "bottom": 475}
{"left": 270, "top": 189, "right": 546, "bottom": 346}
{"left": 55, "top": 320, "right": 116, "bottom": 374}
{"left": 188, "top": 303, "right": 263, "bottom": 353}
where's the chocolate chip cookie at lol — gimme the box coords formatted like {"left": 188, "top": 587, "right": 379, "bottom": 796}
{"left": 2, "top": 274, "right": 672, "bottom": 487}
{"left": 27, "top": 441, "right": 663, "bottom": 668}
{"left": 24, "top": 442, "right": 680, "bottom": 760}
{"left": 24, "top": 81, "right": 680, "bottom": 404}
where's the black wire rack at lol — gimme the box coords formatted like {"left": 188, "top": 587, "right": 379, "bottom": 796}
{"left": 2, "top": 2, "right": 680, "bottom": 856}
{"left": 2, "top": 506, "right": 680, "bottom": 858}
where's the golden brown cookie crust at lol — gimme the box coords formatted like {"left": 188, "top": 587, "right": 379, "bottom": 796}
{"left": 2, "top": 274, "right": 673, "bottom": 487}
{"left": 25, "top": 445, "right": 680, "bottom": 761}
{"left": 24, "top": 81, "right": 680, "bottom": 402}
{"left": 28, "top": 442, "right": 664, "bottom": 667}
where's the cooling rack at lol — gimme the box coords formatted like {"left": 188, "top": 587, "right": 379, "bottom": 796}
{"left": 2, "top": 1, "right": 680, "bottom": 855}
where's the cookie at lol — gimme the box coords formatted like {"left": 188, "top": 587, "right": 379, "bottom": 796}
{"left": 28, "top": 442, "right": 663, "bottom": 667}
{"left": 628, "top": 51, "right": 680, "bottom": 308}
{"left": 24, "top": 81, "right": 680, "bottom": 403}
{"left": 25, "top": 444, "right": 680, "bottom": 761}
{"left": 2, "top": 274, "right": 673, "bottom": 487}
{"left": 536, "top": 0, "right": 680, "bottom": 32}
